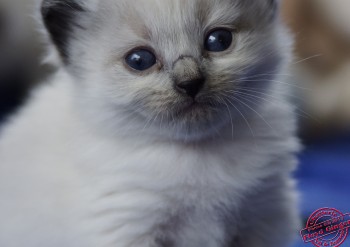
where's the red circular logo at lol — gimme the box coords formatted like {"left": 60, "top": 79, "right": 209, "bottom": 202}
{"left": 300, "top": 208, "right": 350, "bottom": 247}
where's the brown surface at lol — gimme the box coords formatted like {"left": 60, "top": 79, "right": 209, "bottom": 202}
{"left": 281, "top": 0, "right": 350, "bottom": 76}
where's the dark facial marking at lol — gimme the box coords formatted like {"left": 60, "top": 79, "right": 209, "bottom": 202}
{"left": 268, "top": 0, "right": 278, "bottom": 18}
{"left": 41, "top": 0, "right": 85, "bottom": 62}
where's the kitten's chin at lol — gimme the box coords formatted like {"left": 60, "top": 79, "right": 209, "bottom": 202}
{"left": 128, "top": 97, "right": 228, "bottom": 141}
{"left": 157, "top": 101, "right": 227, "bottom": 142}
{"left": 174, "top": 100, "right": 217, "bottom": 119}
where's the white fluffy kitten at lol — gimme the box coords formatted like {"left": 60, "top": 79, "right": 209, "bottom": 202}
{"left": 0, "top": 0, "right": 300, "bottom": 246}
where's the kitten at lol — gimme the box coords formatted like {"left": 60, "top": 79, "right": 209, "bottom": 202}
{"left": 0, "top": 0, "right": 300, "bottom": 247}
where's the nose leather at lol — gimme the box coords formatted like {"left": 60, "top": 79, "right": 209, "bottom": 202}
{"left": 175, "top": 78, "right": 205, "bottom": 98}
{"left": 173, "top": 56, "right": 205, "bottom": 98}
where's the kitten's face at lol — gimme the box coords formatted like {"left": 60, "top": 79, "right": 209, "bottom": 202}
{"left": 43, "top": 0, "right": 288, "bottom": 141}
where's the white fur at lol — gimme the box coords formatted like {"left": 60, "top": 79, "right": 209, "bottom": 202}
{"left": 0, "top": 1, "right": 300, "bottom": 246}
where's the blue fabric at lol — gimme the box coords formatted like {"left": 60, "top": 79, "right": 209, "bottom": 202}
{"left": 292, "top": 133, "right": 350, "bottom": 247}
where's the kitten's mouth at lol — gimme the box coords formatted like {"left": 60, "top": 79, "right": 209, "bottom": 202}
{"left": 179, "top": 101, "right": 201, "bottom": 112}
{"left": 164, "top": 97, "right": 225, "bottom": 139}
{"left": 173, "top": 98, "right": 218, "bottom": 117}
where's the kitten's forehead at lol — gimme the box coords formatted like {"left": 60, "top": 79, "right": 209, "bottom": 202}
{"left": 102, "top": 0, "right": 242, "bottom": 36}
{"left": 92, "top": 0, "right": 275, "bottom": 64}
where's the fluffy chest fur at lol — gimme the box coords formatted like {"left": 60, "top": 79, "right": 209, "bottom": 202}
{"left": 79, "top": 142, "right": 244, "bottom": 247}
{"left": 70, "top": 121, "right": 294, "bottom": 247}
{"left": 0, "top": 72, "right": 298, "bottom": 247}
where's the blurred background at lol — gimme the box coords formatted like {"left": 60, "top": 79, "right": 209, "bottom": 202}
{"left": 0, "top": 0, "right": 349, "bottom": 246}
{"left": 281, "top": 0, "right": 350, "bottom": 246}
{"left": 0, "top": 0, "right": 54, "bottom": 124}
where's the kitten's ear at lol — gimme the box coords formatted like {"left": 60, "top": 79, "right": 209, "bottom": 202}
{"left": 268, "top": 0, "right": 279, "bottom": 17}
{"left": 41, "top": 0, "right": 86, "bottom": 62}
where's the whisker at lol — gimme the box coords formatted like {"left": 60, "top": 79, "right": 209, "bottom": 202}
{"left": 293, "top": 54, "right": 323, "bottom": 65}
{"left": 231, "top": 94, "right": 275, "bottom": 131}
{"left": 238, "top": 73, "right": 294, "bottom": 81}
{"left": 231, "top": 90, "right": 319, "bottom": 122}
{"left": 236, "top": 79, "right": 312, "bottom": 91}
{"left": 142, "top": 109, "right": 160, "bottom": 131}
{"left": 234, "top": 87, "right": 308, "bottom": 103}
{"left": 224, "top": 96, "right": 256, "bottom": 139}
{"left": 217, "top": 96, "right": 234, "bottom": 138}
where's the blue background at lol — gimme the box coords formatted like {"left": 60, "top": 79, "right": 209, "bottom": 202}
{"left": 293, "top": 133, "right": 350, "bottom": 247}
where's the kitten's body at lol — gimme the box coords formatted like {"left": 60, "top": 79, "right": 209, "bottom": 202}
{"left": 0, "top": 0, "right": 300, "bottom": 246}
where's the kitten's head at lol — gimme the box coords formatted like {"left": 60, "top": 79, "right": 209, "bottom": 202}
{"left": 42, "top": 0, "right": 290, "bottom": 141}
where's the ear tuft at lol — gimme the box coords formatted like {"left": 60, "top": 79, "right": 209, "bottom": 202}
{"left": 267, "top": 0, "right": 279, "bottom": 19}
{"left": 270, "top": 0, "right": 279, "bottom": 10}
{"left": 41, "top": 0, "right": 85, "bottom": 63}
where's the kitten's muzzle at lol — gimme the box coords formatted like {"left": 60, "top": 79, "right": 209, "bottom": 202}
{"left": 173, "top": 56, "right": 205, "bottom": 99}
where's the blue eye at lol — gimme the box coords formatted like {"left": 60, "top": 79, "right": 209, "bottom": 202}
{"left": 205, "top": 29, "right": 233, "bottom": 52}
{"left": 125, "top": 49, "right": 156, "bottom": 71}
